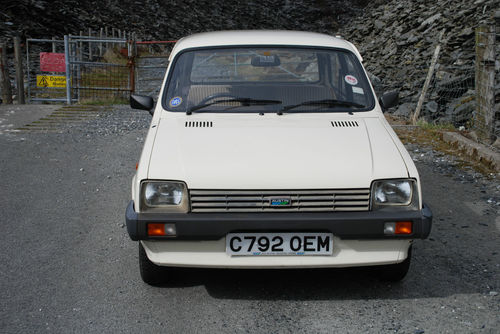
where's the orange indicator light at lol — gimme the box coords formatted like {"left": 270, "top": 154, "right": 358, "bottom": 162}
{"left": 148, "top": 223, "right": 165, "bottom": 236}
{"left": 395, "top": 222, "right": 412, "bottom": 234}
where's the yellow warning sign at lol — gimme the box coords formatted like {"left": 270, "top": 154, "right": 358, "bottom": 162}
{"left": 37, "top": 75, "right": 66, "bottom": 88}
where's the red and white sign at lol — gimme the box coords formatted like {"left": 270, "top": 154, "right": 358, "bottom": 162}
{"left": 40, "top": 52, "right": 66, "bottom": 72}
{"left": 344, "top": 75, "right": 358, "bottom": 86}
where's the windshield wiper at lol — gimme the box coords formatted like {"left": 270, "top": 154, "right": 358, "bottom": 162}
{"left": 278, "top": 99, "right": 365, "bottom": 115}
{"left": 187, "top": 98, "right": 282, "bottom": 115}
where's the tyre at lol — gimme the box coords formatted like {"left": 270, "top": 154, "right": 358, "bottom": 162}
{"left": 139, "top": 242, "right": 169, "bottom": 285}
{"left": 377, "top": 246, "right": 412, "bottom": 282}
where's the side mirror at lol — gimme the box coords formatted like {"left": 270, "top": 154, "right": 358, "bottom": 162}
{"left": 378, "top": 91, "right": 399, "bottom": 112}
{"left": 130, "top": 94, "right": 154, "bottom": 115}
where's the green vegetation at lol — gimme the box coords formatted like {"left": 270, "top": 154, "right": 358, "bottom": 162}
{"left": 395, "top": 126, "right": 496, "bottom": 176}
{"left": 416, "top": 120, "right": 456, "bottom": 131}
{"left": 77, "top": 63, "right": 130, "bottom": 103}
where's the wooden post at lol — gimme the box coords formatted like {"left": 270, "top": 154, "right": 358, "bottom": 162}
{"left": 13, "top": 36, "right": 25, "bottom": 104}
{"left": 0, "top": 42, "right": 13, "bottom": 104}
{"left": 128, "top": 37, "right": 135, "bottom": 93}
{"left": 77, "top": 32, "right": 82, "bottom": 102}
{"left": 64, "top": 35, "right": 71, "bottom": 105}
{"left": 411, "top": 30, "right": 444, "bottom": 125}
{"left": 473, "top": 25, "right": 496, "bottom": 141}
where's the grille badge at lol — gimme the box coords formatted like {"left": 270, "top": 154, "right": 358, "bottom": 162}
{"left": 270, "top": 197, "right": 292, "bottom": 207}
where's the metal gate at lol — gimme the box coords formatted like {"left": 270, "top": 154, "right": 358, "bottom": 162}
{"left": 26, "top": 36, "right": 175, "bottom": 104}
{"left": 26, "top": 38, "right": 71, "bottom": 103}
{"left": 67, "top": 35, "right": 133, "bottom": 103}
{"left": 134, "top": 41, "right": 176, "bottom": 98}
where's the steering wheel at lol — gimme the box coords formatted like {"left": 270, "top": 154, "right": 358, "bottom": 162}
{"left": 198, "top": 93, "right": 239, "bottom": 105}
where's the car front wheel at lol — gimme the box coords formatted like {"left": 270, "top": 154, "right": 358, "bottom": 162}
{"left": 139, "top": 242, "right": 169, "bottom": 286}
{"left": 377, "top": 245, "right": 412, "bottom": 282}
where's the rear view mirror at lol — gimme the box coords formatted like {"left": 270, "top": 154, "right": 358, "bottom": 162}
{"left": 379, "top": 91, "right": 399, "bottom": 112}
{"left": 130, "top": 94, "right": 154, "bottom": 115}
{"left": 251, "top": 55, "right": 281, "bottom": 67}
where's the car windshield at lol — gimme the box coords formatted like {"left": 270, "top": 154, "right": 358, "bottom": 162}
{"left": 163, "top": 47, "right": 374, "bottom": 113}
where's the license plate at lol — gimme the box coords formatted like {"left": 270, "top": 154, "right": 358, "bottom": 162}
{"left": 226, "top": 233, "right": 333, "bottom": 256}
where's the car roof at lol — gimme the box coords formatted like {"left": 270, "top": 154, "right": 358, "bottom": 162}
{"left": 169, "top": 30, "right": 363, "bottom": 62}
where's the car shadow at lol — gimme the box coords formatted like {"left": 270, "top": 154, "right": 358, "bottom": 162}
{"left": 163, "top": 266, "right": 382, "bottom": 299}
{"left": 155, "top": 257, "right": 480, "bottom": 301}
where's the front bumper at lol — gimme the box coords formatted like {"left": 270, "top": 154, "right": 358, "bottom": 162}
{"left": 125, "top": 201, "right": 432, "bottom": 241}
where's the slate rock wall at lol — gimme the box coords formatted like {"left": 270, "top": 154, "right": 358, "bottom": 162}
{"left": 343, "top": 0, "right": 498, "bottom": 128}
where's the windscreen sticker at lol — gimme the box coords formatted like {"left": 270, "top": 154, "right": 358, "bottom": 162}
{"left": 352, "top": 87, "right": 364, "bottom": 95}
{"left": 344, "top": 75, "right": 358, "bottom": 86}
{"left": 169, "top": 96, "right": 183, "bottom": 108}
{"left": 259, "top": 55, "right": 276, "bottom": 63}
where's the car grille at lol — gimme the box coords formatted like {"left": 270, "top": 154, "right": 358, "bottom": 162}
{"left": 189, "top": 189, "right": 370, "bottom": 213}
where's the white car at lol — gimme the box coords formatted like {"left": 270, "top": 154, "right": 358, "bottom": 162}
{"left": 126, "top": 30, "right": 432, "bottom": 285}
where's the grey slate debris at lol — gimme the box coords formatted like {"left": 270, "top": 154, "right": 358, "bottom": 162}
{"left": 343, "top": 0, "right": 498, "bottom": 128}
{"left": 0, "top": 0, "right": 367, "bottom": 40}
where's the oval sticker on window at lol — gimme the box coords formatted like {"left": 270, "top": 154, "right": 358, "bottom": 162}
{"left": 169, "top": 96, "right": 183, "bottom": 108}
{"left": 344, "top": 75, "right": 358, "bottom": 86}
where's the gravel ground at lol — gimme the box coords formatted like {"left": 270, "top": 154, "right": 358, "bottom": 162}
{"left": 0, "top": 105, "right": 498, "bottom": 333}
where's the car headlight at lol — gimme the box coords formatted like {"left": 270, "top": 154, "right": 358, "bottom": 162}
{"left": 371, "top": 179, "right": 419, "bottom": 211}
{"left": 140, "top": 181, "right": 189, "bottom": 212}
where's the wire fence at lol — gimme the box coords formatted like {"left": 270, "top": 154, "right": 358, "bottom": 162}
{"left": 425, "top": 65, "right": 476, "bottom": 125}
{"left": 381, "top": 24, "right": 498, "bottom": 138}
{"left": 376, "top": 62, "right": 477, "bottom": 127}
{"left": 24, "top": 35, "right": 175, "bottom": 103}
{"left": 71, "top": 61, "right": 131, "bottom": 102}
{"left": 68, "top": 35, "right": 132, "bottom": 103}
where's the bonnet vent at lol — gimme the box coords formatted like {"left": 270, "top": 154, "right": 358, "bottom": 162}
{"left": 185, "top": 121, "right": 213, "bottom": 128}
{"left": 331, "top": 121, "right": 359, "bottom": 128}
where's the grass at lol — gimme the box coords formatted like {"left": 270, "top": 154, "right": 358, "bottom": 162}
{"left": 394, "top": 124, "right": 497, "bottom": 176}
{"left": 79, "top": 68, "right": 129, "bottom": 88}
{"left": 384, "top": 114, "right": 496, "bottom": 175}
{"left": 416, "top": 119, "right": 456, "bottom": 131}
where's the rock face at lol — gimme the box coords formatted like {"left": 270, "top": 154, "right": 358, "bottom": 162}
{"left": 343, "top": 0, "right": 498, "bottom": 127}
{"left": 0, "top": 0, "right": 366, "bottom": 40}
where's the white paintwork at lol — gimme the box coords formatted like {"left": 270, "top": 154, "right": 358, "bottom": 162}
{"left": 142, "top": 238, "right": 411, "bottom": 268}
{"left": 132, "top": 30, "right": 422, "bottom": 268}
{"left": 146, "top": 113, "right": 408, "bottom": 192}
{"left": 169, "top": 30, "right": 363, "bottom": 62}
